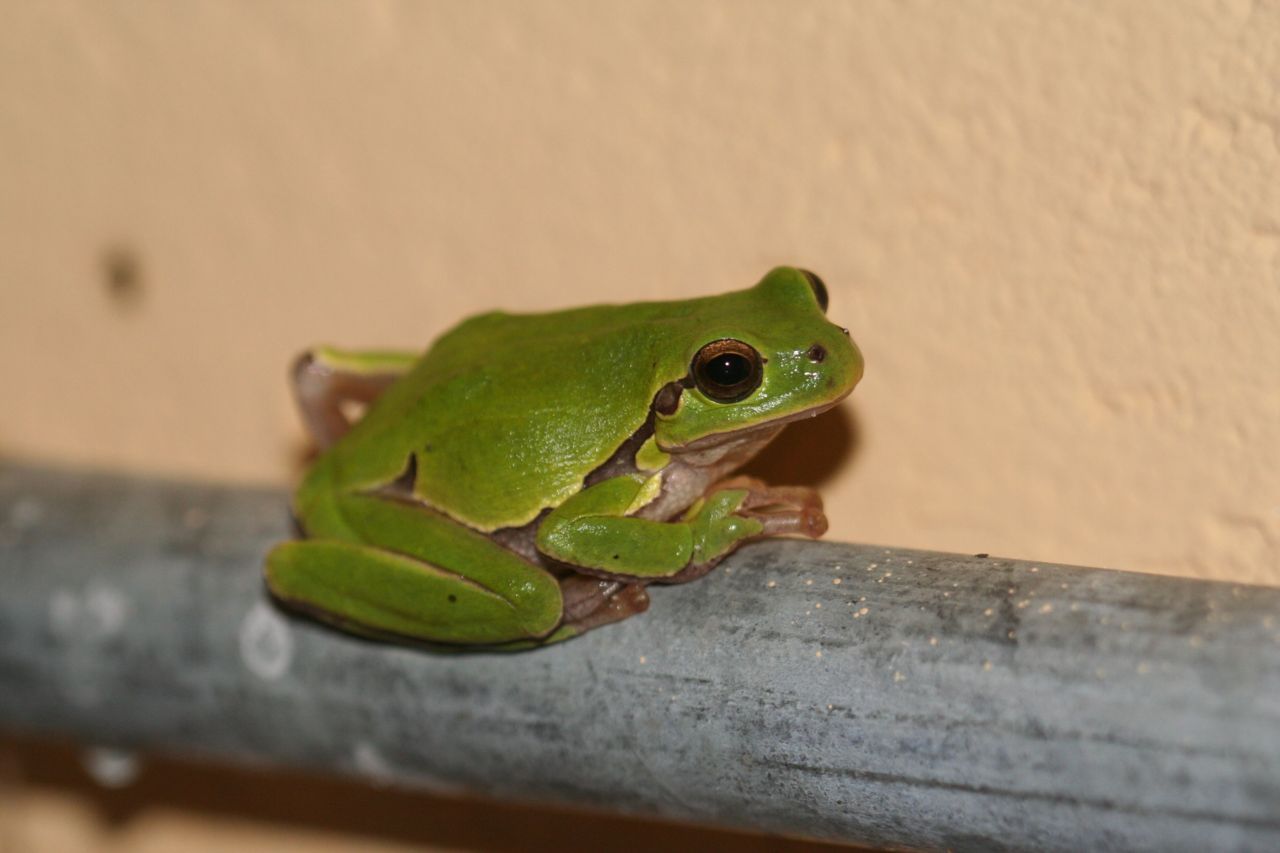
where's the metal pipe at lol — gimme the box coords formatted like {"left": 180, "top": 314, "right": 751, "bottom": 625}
{"left": 1, "top": 463, "right": 1277, "bottom": 851}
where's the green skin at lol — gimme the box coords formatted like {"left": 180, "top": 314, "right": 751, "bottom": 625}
{"left": 265, "top": 267, "right": 864, "bottom": 649}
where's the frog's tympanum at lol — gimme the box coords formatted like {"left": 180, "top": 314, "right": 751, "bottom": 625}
{"left": 265, "top": 268, "right": 863, "bottom": 649}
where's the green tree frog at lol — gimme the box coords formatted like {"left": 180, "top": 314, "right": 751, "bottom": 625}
{"left": 265, "top": 267, "right": 863, "bottom": 649}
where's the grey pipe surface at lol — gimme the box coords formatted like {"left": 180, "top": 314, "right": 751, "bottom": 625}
{"left": 1, "top": 462, "right": 1277, "bottom": 851}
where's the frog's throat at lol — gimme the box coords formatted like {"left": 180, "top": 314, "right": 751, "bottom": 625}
{"left": 659, "top": 396, "right": 847, "bottom": 455}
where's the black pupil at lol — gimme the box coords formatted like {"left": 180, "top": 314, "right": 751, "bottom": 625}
{"left": 705, "top": 353, "right": 751, "bottom": 387}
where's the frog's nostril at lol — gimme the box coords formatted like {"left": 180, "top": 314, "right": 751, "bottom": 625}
{"left": 806, "top": 344, "right": 827, "bottom": 364}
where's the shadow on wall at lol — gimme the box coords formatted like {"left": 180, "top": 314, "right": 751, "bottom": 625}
{"left": 2, "top": 735, "right": 866, "bottom": 852}
{"left": 740, "top": 403, "right": 862, "bottom": 489}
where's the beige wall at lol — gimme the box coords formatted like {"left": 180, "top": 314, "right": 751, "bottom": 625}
{"left": 2, "top": 2, "right": 1277, "bottom": 583}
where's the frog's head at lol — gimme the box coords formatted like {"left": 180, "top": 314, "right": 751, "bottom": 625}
{"left": 653, "top": 266, "right": 864, "bottom": 453}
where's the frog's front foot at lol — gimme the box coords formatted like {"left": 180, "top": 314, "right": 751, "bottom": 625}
{"left": 711, "top": 476, "right": 828, "bottom": 539}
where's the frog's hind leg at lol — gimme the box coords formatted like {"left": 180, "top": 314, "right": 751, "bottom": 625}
{"left": 266, "top": 540, "right": 559, "bottom": 645}
{"left": 292, "top": 347, "right": 420, "bottom": 448}
{"left": 266, "top": 492, "right": 563, "bottom": 646}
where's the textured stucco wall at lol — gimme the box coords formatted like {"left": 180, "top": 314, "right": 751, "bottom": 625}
{"left": 1, "top": 0, "right": 1277, "bottom": 592}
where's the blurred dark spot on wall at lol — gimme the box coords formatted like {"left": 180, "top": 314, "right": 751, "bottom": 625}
{"left": 102, "top": 245, "right": 144, "bottom": 310}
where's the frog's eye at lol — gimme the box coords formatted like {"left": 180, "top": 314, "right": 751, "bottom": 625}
{"left": 800, "top": 269, "right": 829, "bottom": 314}
{"left": 692, "top": 339, "right": 763, "bottom": 403}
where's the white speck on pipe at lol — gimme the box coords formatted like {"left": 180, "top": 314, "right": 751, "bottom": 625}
{"left": 8, "top": 497, "right": 44, "bottom": 529}
{"left": 239, "top": 601, "right": 294, "bottom": 681}
{"left": 353, "top": 741, "right": 395, "bottom": 786}
{"left": 84, "top": 746, "right": 141, "bottom": 789}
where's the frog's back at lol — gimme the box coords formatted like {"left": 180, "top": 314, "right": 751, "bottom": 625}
{"left": 344, "top": 300, "right": 696, "bottom": 532}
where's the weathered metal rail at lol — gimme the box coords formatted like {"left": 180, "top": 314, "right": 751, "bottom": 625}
{"left": 1, "top": 462, "right": 1277, "bottom": 851}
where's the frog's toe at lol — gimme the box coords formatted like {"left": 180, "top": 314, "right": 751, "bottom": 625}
{"left": 741, "top": 504, "right": 828, "bottom": 538}
{"left": 712, "top": 478, "right": 824, "bottom": 514}
{"left": 746, "top": 485, "right": 823, "bottom": 512}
